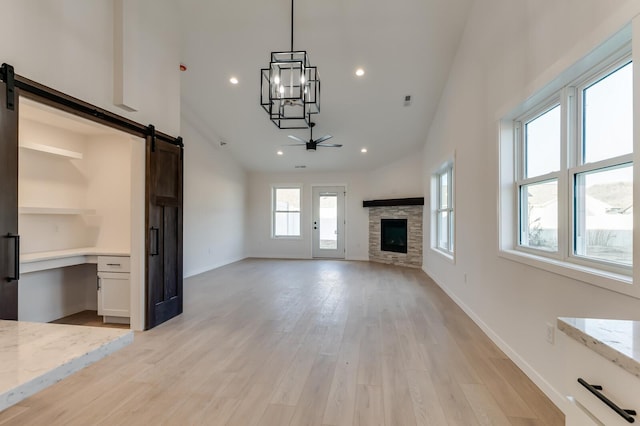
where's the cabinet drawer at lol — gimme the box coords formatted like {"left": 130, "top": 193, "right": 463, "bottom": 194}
{"left": 98, "top": 256, "right": 130, "bottom": 273}
{"left": 563, "top": 335, "right": 640, "bottom": 425}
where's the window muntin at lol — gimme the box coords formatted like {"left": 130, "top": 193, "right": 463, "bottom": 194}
{"left": 273, "top": 187, "right": 301, "bottom": 237}
{"left": 435, "top": 164, "right": 454, "bottom": 255}
{"left": 514, "top": 54, "right": 633, "bottom": 274}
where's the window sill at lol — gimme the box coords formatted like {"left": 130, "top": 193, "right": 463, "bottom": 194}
{"left": 498, "top": 248, "right": 638, "bottom": 299}
{"left": 430, "top": 247, "right": 455, "bottom": 264}
{"left": 271, "top": 236, "right": 303, "bottom": 240}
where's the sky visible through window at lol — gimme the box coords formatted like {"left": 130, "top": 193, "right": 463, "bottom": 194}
{"left": 522, "top": 62, "right": 633, "bottom": 264}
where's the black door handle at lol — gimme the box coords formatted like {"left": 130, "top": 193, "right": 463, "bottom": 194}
{"left": 150, "top": 227, "right": 159, "bottom": 256}
{"left": 5, "top": 233, "right": 19, "bottom": 282}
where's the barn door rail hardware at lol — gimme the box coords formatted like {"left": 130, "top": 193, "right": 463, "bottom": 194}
{"left": 0, "top": 62, "right": 182, "bottom": 147}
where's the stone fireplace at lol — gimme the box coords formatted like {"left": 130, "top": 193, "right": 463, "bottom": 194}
{"left": 364, "top": 198, "right": 423, "bottom": 268}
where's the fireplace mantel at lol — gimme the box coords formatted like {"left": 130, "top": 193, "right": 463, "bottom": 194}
{"left": 362, "top": 197, "right": 424, "bottom": 208}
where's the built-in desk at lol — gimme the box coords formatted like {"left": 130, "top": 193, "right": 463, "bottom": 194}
{"left": 0, "top": 320, "right": 132, "bottom": 411}
{"left": 20, "top": 248, "right": 130, "bottom": 274}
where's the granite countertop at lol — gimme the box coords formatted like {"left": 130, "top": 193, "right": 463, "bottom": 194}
{"left": 558, "top": 317, "right": 640, "bottom": 378}
{"left": 0, "top": 320, "right": 133, "bottom": 411}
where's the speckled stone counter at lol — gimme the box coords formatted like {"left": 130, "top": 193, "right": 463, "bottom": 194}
{"left": 558, "top": 317, "right": 640, "bottom": 378}
{"left": 0, "top": 320, "right": 133, "bottom": 411}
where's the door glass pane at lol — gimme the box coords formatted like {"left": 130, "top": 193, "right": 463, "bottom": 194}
{"left": 583, "top": 62, "right": 633, "bottom": 164}
{"left": 520, "top": 180, "right": 558, "bottom": 251}
{"left": 574, "top": 164, "right": 632, "bottom": 265}
{"left": 319, "top": 194, "right": 337, "bottom": 249}
{"left": 525, "top": 105, "right": 560, "bottom": 178}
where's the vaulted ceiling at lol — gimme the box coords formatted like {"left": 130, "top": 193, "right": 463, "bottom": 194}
{"left": 179, "top": 0, "right": 473, "bottom": 172}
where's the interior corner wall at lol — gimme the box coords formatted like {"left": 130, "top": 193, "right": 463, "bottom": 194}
{"left": 421, "top": 0, "right": 640, "bottom": 411}
{"left": 182, "top": 117, "right": 247, "bottom": 278}
{"left": 0, "top": 0, "right": 180, "bottom": 136}
{"left": 245, "top": 154, "right": 424, "bottom": 260}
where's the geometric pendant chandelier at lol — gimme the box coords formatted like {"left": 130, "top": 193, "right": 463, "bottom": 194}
{"left": 260, "top": 0, "right": 320, "bottom": 129}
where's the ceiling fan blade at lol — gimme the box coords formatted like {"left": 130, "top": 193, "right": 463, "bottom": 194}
{"left": 316, "top": 143, "right": 343, "bottom": 148}
{"left": 282, "top": 143, "right": 305, "bottom": 146}
{"left": 288, "top": 135, "right": 306, "bottom": 143}
{"left": 314, "top": 135, "right": 333, "bottom": 143}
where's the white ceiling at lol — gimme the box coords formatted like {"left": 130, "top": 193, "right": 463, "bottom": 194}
{"left": 179, "top": 0, "right": 473, "bottom": 173}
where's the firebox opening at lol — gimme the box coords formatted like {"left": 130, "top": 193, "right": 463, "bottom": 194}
{"left": 381, "top": 219, "right": 408, "bottom": 253}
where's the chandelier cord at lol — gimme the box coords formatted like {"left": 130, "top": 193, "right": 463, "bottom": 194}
{"left": 290, "top": 0, "right": 294, "bottom": 51}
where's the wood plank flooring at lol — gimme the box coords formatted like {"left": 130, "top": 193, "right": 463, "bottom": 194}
{"left": 0, "top": 259, "right": 564, "bottom": 425}
{"left": 50, "top": 310, "right": 130, "bottom": 329}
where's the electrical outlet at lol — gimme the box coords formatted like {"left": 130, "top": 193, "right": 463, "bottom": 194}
{"left": 546, "top": 323, "right": 555, "bottom": 344}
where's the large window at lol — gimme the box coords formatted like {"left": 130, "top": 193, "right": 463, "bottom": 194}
{"left": 512, "top": 55, "right": 633, "bottom": 275}
{"left": 273, "top": 186, "right": 301, "bottom": 237}
{"left": 433, "top": 162, "right": 454, "bottom": 257}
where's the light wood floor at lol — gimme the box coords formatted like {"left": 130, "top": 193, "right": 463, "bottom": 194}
{"left": 50, "top": 310, "right": 130, "bottom": 329}
{"left": 0, "top": 259, "right": 564, "bottom": 425}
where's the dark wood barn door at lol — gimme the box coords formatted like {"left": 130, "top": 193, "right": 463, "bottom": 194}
{"left": 146, "top": 133, "right": 183, "bottom": 329}
{"left": 0, "top": 70, "right": 19, "bottom": 320}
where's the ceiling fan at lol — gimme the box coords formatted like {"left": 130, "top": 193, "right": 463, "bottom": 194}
{"left": 286, "top": 122, "right": 342, "bottom": 151}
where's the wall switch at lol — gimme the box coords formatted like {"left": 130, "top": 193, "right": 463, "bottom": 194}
{"left": 546, "top": 323, "right": 555, "bottom": 344}
{"left": 463, "top": 273, "right": 468, "bottom": 283}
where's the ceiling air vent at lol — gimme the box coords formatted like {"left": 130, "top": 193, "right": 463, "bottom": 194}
{"left": 294, "top": 165, "right": 307, "bottom": 169}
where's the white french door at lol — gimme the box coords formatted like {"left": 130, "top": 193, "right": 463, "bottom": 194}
{"left": 312, "top": 186, "right": 345, "bottom": 259}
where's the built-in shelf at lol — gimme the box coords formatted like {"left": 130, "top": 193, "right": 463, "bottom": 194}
{"left": 19, "top": 207, "right": 97, "bottom": 215}
{"left": 19, "top": 141, "right": 83, "bottom": 160}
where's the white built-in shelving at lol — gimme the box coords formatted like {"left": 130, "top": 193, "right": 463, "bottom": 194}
{"left": 19, "top": 207, "right": 96, "bottom": 215}
{"left": 19, "top": 141, "right": 83, "bottom": 160}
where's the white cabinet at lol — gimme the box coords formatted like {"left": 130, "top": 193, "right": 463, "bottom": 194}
{"left": 560, "top": 328, "right": 640, "bottom": 425}
{"left": 97, "top": 256, "right": 130, "bottom": 324}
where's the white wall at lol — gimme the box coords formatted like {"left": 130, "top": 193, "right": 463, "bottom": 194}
{"left": 0, "top": 0, "right": 180, "bottom": 136}
{"left": 85, "top": 134, "right": 133, "bottom": 251}
{"left": 421, "top": 0, "right": 640, "bottom": 411}
{"left": 182, "top": 116, "right": 247, "bottom": 277}
{"left": 246, "top": 154, "right": 424, "bottom": 260}
{"left": 19, "top": 264, "right": 96, "bottom": 323}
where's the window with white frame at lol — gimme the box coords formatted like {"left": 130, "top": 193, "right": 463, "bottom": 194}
{"left": 433, "top": 162, "right": 454, "bottom": 256}
{"left": 272, "top": 186, "right": 301, "bottom": 237}
{"left": 513, "top": 53, "right": 633, "bottom": 274}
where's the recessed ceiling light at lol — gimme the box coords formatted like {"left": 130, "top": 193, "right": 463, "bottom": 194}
{"left": 230, "top": 77, "right": 239, "bottom": 85}
{"left": 277, "top": 150, "right": 283, "bottom": 156}
{"left": 361, "top": 148, "right": 368, "bottom": 153}
{"left": 355, "top": 68, "right": 365, "bottom": 77}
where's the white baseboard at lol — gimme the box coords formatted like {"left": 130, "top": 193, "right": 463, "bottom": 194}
{"left": 423, "top": 266, "right": 569, "bottom": 414}
{"left": 183, "top": 256, "right": 247, "bottom": 279}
